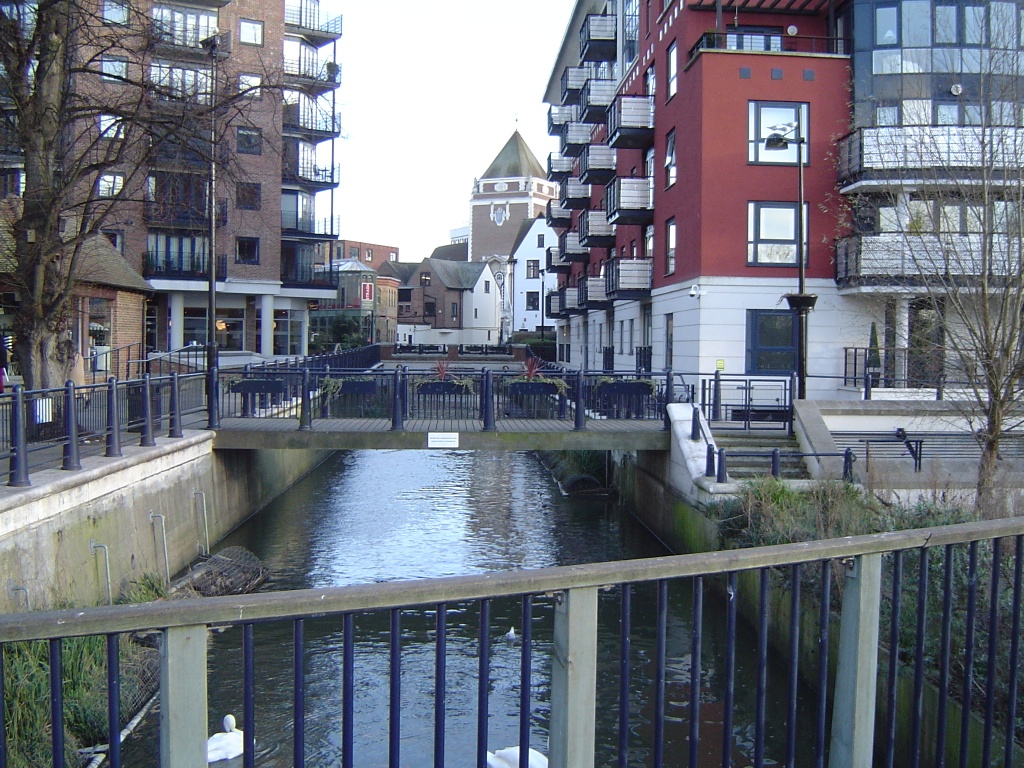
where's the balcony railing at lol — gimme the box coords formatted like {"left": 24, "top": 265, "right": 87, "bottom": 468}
{"left": 281, "top": 212, "right": 339, "bottom": 237}
{"left": 580, "top": 276, "right": 611, "bottom": 308}
{"left": 579, "top": 78, "right": 616, "bottom": 124}
{"left": 608, "top": 95, "right": 654, "bottom": 149}
{"left": 580, "top": 14, "right": 616, "bottom": 62}
{"left": 283, "top": 3, "right": 343, "bottom": 41}
{"left": 835, "top": 233, "right": 1024, "bottom": 286}
{"left": 546, "top": 245, "right": 571, "bottom": 273}
{"left": 547, "top": 104, "right": 577, "bottom": 137}
{"left": 560, "top": 121, "right": 591, "bottom": 158}
{"left": 560, "top": 66, "right": 589, "bottom": 105}
{"left": 561, "top": 285, "right": 581, "bottom": 313}
{"left": 560, "top": 177, "right": 591, "bottom": 210}
{"left": 545, "top": 290, "right": 564, "bottom": 317}
{"left": 687, "top": 31, "right": 843, "bottom": 62}
{"left": 605, "top": 258, "right": 653, "bottom": 299}
{"left": 144, "top": 199, "right": 227, "bottom": 228}
{"left": 283, "top": 160, "right": 340, "bottom": 187}
{"left": 579, "top": 143, "right": 616, "bottom": 185}
{"left": 545, "top": 199, "right": 571, "bottom": 229}
{"left": 283, "top": 58, "right": 340, "bottom": 88}
{"left": 558, "top": 231, "right": 590, "bottom": 262}
{"left": 547, "top": 152, "right": 574, "bottom": 182}
{"left": 143, "top": 251, "right": 226, "bottom": 280}
{"left": 606, "top": 177, "right": 653, "bottom": 225}
{"left": 281, "top": 262, "right": 342, "bottom": 289}
{"left": 579, "top": 209, "right": 615, "bottom": 248}
{"left": 282, "top": 104, "right": 341, "bottom": 138}
{"left": 837, "top": 126, "right": 1024, "bottom": 185}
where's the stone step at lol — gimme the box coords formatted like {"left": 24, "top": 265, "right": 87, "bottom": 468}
{"left": 709, "top": 431, "right": 809, "bottom": 481}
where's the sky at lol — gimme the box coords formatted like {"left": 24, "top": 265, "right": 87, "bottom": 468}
{"left": 323, "top": 1, "right": 575, "bottom": 261}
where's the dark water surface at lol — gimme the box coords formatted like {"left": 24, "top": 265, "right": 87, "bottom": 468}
{"left": 123, "top": 450, "right": 814, "bottom": 767}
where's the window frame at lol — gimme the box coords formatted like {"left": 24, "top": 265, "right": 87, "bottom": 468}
{"left": 97, "top": 173, "right": 124, "bottom": 198}
{"left": 746, "top": 309, "right": 797, "bottom": 375}
{"left": 100, "top": 56, "right": 128, "bottom": 82}
{"left": 747, "top": 201, "right": 807, "bottom": 266}
{"left": 526, "top": 291, "right": 540, "bottom": 311}
{"left": 665, "top": 218, "right": 676, "bottom": 275}
{"left": 238, "top": 73, "right": 262, "bottom": 99}
{"left": 526, "top": 260, "right": 540, "bottom": 279}
{"left": 239, "top": 18, "right": 264, "bottom": 46}
{"left": 236, "top": 126, "right": 263, "bottom": 155}
{"left": 235, "top": 236, "right": 260, "bottom": 265}
{"left": 666, "top": 41, "right": 678, "bottom": 99}
{"left": 102, "top": 0, "right": 128, "bottom": 25}
{"left": 748, "top": 101, "right": 809, "bottom": 165}
{"left": 664, "top": 130, "right": 677, "bottom": 187}
{"left": 236, "top": 182, "right": 262, "bottom": 211}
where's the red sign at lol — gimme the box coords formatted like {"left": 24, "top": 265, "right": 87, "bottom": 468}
{"left": 361, "top": 282, "right": 374, "bottom": 302}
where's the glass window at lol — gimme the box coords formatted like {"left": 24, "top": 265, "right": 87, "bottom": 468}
{"left": 965, "top": 5, "right": 986, "bottom": 44}
{"left": 103, "top": 0, "right": 128, "bottom": 24}
{"left": 666, "top": 42, "right": 677, "bottom": 99}
{"left": 98, "top": 114, "right": 124, "bottom": 139}
{"left": 239, "top": 74, "right": 262, "bottom": 99}
{"left": 237, "top": 126, "right": 262, "bottom": 155}
{"left": 903, "top": 99, "right": 932, "bottom": 125}
{"left": 749, "top": 101, "right": 808, "bottom": 164}
{"left": 236, "top": 237, "right": 259, "bottom": 264}
{"left": 97, "top": 173, "right": 123, "bottom": 197}
{"left": 526, "top": 260, "right": 540, "bottom": 279}
{"left": 879, "top": 206, "right": 900, "bottom": 232}
{"left": 101, "top": 56, "right": 127, "bottom": 81}
{"left": 876, "top": 105, "right": 899, "bottom": 126}
{"left": 536, "top": 233, "right": 545, "bottom": 248}
{"left": 451, "top": 303, "right": 458, "bottom": 319}
{"left": 936, "top": 103, "right": 959, "bottom": 125}
{"left": 876, "top": 6, "right": 898, "bottom": 45}
{"left": 152, "top": 6, "right": 216, "bottom": 48}
{"left": 236, "top": 183, "right": 261, "bottom": 211}
{"left": 665, "top": 218, "right": 676, "bottom": 275}
{"left": 645, "top": 65, "right": 656, "bottom": 96}
{"left": 644, "top": 225, "right": 654, "bottom": 258}
{"left": 526, "top": 292, "right": 540, "bottom": 311}
{"left": 746, "top": 310, "right": 796, "bottom": 374}
{"left": 903, "top": 1, "right": 931, "bottom": 46}
{"left": 747, "top": 202, "right": 805, "bottom": 265}
{"left": 935, "top": 5, "right": 957, "bottom": 43}
{"left": 239, "top": 19, "right": 263, "bottom": 45}
{"left": 664, "top": 130, "right": 677, "bottom": 186}
{"left": 420, "top": 272, "right": 431, "bottom": 286}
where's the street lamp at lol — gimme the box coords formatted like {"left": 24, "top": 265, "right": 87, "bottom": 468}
{"left": 200, "top": 30, "right": 221, "bottom": 373}
{"left": 765, "top": 114, "right": 817, "bottom": 399}
{"left": 539, "top": 269, "right": 546, "bottom": 341}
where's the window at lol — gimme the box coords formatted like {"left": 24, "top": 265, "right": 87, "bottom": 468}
{"left": 664, "top": 130, "right": 676, "bottom": 186}
{"left": 537, "top": 233, "right": 545, "bottom": 248}
{"left": 390, "top": 252, "right": 397, "bottom": 261}
{"left": 425, "top": 301, "right": 436, "bottom": 317}
{"left": 97, "top": 173, "right": 123, "bottom": 197}
{"left": 101, "top": 229, "right": 124, "bottom": 253}
{"left": 365, "top": 249, "right": 372, "bottom": 261}
{"left": 236, "top": 237, "right": 259, "bottom": 265}
{"left": 474, "top": 308, "right": 479, "bottom": 319}
{"left": 665, "top": 218, "right": 676, "bottom": 275}
{"left": 645, "top": 225, "right": 654, "bottom": 258}
{"left": 239, "top": 19, "right": 263, "bottom": 45}
{"left": 875, "top": 6, "right": 898, "bottom": 45}
{"left": 747, "top": 310, "right": 796, "bottom": 374}
{"left": 98, "top": 114, "right": 124, "bottom": 139}
{"left": 451, "top": 303, "right": 458, "bottom": 319}
{"left": 238, "top": 74, "right": 262, "bottom": 99}
{"left": 749, "top": 102, "right": 808, "bottom": 164}
{"left": 628, "top": 319, "right": 635, "bottom": 354}
{"left": 645, "top": 65, "right": 656, "bottom": 95}
{"left": 348, "top": 245, "right": 359, "bottom": 259}
{"left": 484, "top": 280, "right": 491, "bottom": 293}
{"left": 666, "top": 42, "right": 678, "bottom": 99}
{"left": 747, "top": 202, "right": 805, "bottom": 265}
{"left": 236, "top": 127, "right": 262, "bottom": 155}
{"left": 665, "top": 313, "right": 673, "bottom": 369}
{"left": 526, "top": 260, "right": 540, "bottom": 279}
{"left": 526, "top": 292, "right": 540, "bottom": 311}
{"left": 152, "top": 6, "right": 216, "bottom": 47}
{"left": 150, "top": 62, "right": 211, "bottom": 102}
{"left": 420, "top": 272, "right": 431, "bottom": 286}
{"left": 103, "top": 0, "right": 128, "bottom": 24}
{"left": 236, "top": 183, "right": 261, "bottom": 211}
{"left": 101, "top": 56, "right": 127, "bottom": 81}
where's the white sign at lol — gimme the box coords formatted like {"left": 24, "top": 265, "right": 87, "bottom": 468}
{"left": 427, "top": 432, "right": 460, "bottom": 449}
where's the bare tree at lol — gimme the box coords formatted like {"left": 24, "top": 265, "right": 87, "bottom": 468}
{"left": 838, "top": 47, "right": 1024, "bottom": 515}
{"left": 0, "top": 0, "right": 274, "bottom": 389}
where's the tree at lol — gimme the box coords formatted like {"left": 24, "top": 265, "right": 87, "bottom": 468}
{"left": 839, "top": 47, "right": 1024, "bottom": 515}
{"left": 0, "top": 0, "right": 268, "bottom": 389}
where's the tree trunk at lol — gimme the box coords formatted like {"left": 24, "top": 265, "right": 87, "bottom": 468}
{"left": 975, "top": 410, "right": 1005, "bottom": 518}
{"left": 14, "top": 321, "right": 73, "bottom": 391}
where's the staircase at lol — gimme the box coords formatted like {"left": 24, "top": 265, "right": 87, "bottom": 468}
{"left": 712, "top": 431, "right": 810, "bottom": 482}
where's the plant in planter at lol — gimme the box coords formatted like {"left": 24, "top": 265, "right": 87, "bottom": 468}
{"left": 507, "top": 357, "right": 567, "bottom": 397}
{"left": 414, "top": 360, "right": 475, "bottom": 395}
{"left": 594, "top": 376, "right": 657, "bottom": 419}
{"left": 866, "top": 322, "right": 882, "bottom": 386}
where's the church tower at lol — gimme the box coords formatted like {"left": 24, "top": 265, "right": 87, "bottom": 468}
{"left": 469, "top": 131, "right": 557, "bottom": 263}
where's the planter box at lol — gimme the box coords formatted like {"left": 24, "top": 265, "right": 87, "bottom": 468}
{"left": 418, "top": 381, "right": 472, "bottom": 395}
{"left": 340, "top": 379, "right": 377, "bottom": 395}
{"left": 596, "top": 380, "right": 655, "bottom": 419}
{"left": 597, "top": 381, "right": 654, "bottom": 397}
{"left": 508, "top": 381, "right": 560, "bottom": 397}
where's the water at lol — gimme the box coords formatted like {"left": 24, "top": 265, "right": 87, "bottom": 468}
{"left": 123, "top": 450, "right": 816, "bottom": 766}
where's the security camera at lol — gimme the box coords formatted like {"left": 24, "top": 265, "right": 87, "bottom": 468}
{"left": 689, "top": 284, "right": 700, "bottom": 298}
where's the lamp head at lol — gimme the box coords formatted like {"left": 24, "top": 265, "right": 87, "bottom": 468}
{"left": 764, "top": 133, "right": 789, "bottom": 151}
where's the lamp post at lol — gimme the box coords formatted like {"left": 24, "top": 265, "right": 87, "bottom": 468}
{"left": 200, "top": 30, "right": 221, "bottom": 373}
{"left": 765, "top": 113, "right": 817, "bottom": 399}
{"left": 539, "top": 269, "right": 546, "bottom": 341}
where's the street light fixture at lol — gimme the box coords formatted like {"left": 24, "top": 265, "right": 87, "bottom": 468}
{"left": 200, "top": 30, "right": 221, "bottom": 373}
{"left": 765, "top": 114, "right": 817, "bottom": 400}
{"left": 539, "top": 269, "right": 546, "bottom": 341}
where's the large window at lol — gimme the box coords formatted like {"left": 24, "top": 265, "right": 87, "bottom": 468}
{"left": 152, "top": 5, "right": 216, "bottom": 47}
{"left": 665, "top": 218, "right": 676, "bottom": 275}
{"left": 666, "top": 42, "right": 678, "bottom": 99}
{"left": 526, "top": 259, "right": 540, "bottom": 279}
{"left": 747, "top": 202, "right": 806, "bottom": 265}
{"left": 101, "top": 56, "right": 127, "bottom": 81}
{"left": 526, "top": 292, "right": 540, "bottom": 311}
{"left": 98, "top": 114, "right": 124, "bottom": 139}
{"left": 237, "top": 126, "right": 262, "bottom": 155}
{"left": 239, "top": 19, "right": 264, "bottom": 45}
{"left": 97, "top": 173, "right": 123, "bottom": 197}
{"left": 748, "top": 102, "right": 808, "bottom": 164}
{"left": 150, "top": 62, "right": 211, "bottom": 103}
{"left": 747, "top": 310, "right": 796, "bottom": 374}
{"left": 664, "top": 130, "right": 677, "bottom": 186}
{"left": 236, "top": 183, "right": 261, "bottom": 211}
{"left": 235, "top": 237, "right": 260, "bottom": 265}
{"left": 103, "top": 0, "right": 128, "bottom": 24}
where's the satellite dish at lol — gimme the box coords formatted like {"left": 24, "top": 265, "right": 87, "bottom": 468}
{"left": 951, "top": 83, "right": 963, "bottom": 95}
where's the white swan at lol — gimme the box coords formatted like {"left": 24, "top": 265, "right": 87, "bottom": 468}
{"left": 207, "top": 714, "right": 243, "bottom": 763}
{"left": 487, "top": 746, "right": 548, "bottom": 768}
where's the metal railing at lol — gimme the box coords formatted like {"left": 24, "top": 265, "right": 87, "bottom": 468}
{"left": 700, "top": 371, "right": 792, "bottom": 432}
{"left": 2, "top": 518, "right": 1022, "bottom": 767}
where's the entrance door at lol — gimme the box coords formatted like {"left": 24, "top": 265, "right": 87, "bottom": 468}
{"left": 907, "top": 298, "right": 944, "bottom": 386}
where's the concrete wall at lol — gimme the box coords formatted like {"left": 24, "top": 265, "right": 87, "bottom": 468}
{"left": 0, "top": 431, "right": 330, "bottom": 612}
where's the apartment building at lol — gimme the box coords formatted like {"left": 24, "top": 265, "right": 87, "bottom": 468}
{"left": 545, "top": 0, "right": 1015, "bottom": 394}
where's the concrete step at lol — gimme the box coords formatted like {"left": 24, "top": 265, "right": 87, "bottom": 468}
{"left": 710, "top": 431, "right": 810, "bottom": 481}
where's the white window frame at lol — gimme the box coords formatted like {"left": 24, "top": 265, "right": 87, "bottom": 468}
{"left": 97, "top": 173, "right": 124, "bottom": 197}
{"left": 665, "top": 130, "right": 677, "bottom": 187}
{"left": 98, "top": 113, "right": 124, "bottom": 139}
{"left": 749, "top": 101, "right": 809, "bottom": 164}
{"left": 666, "top": 42, "right": 678, "bottom": 99}
{"left": 747, "top": 201, "right": 807, "bottom": 266}
{"left": 239, "top": 19, "right": 264, "bottom": 45}
{"left": 101, "top": 56, "right": 128, "bottom": 82}
{"left": 666, "top": 218, "right": 676, "bottom": 275}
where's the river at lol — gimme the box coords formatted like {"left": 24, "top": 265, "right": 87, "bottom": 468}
{"left": 123, "top": 449, "right": 815, "bottom": 767}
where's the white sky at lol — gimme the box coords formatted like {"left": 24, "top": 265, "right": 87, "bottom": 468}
{"left": 323, "top": 1, "right": 574, "bottom": 261}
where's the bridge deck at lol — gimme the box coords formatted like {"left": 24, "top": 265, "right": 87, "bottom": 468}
{"left": 212, "top": 417, "right": 670, "bottom": 451}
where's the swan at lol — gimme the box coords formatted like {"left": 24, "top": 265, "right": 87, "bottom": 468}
{"left": 487, "top": 746, "right": 548, "bottom": 768}
{"left": 207, "top": 714, "right": 243, "bottom": 763}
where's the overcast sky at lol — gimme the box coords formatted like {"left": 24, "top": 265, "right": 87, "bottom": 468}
{"left": 325, "top": 1, "right": 574, "bottom": 261}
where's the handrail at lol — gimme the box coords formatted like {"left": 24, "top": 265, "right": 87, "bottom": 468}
{"left": 1, "top": 514, "right": 1021, "bottom": 642}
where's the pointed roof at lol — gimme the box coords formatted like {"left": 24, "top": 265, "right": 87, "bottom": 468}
{"left": 480, "top": 131, "right": 546, "bottom": 181}
{"left": 429, "top": 258, "right": 487, "bottom": 291}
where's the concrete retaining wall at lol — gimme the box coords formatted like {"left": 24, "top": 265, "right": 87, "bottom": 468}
{"left": 0, "top": 431, "right": 330, "bottom": 612}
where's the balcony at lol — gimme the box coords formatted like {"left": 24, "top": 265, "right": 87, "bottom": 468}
{"left": 150, "top": 23, "right": 220, "bottom": 61}
{"left": 546, "top": 245, "right": 571, "bottom": 273}
{"left": 284, "top": 4, "right": 343, "bottom": 46}
{"left": 580, "top": 276, "right": 612, "bottom": 309}
{"left": 606, "top": 177, "right": 653, "bottom": 225}
{"left": 579, "top": 209, "right": 615, "bottom": 248}
{"left": 558, "top": 231, "right": 590, "bottom": 262}
{"left": 687, "top": 31, "right": 842, "bottom": 62}
{"left": 282, "top": 160, "right": 340, "bottom": 189}
{"left": 560, "top": 66, "right": 589, "bottom": 106}
{"left": 579, "top": 78, "right": 616, "bottom": 124}
{"left": 560, "top": 122, "right": 591, "bottom": 158}
{"left": 562, "top": 285, "right": 582, "bottom": 314}
{"left": 143, "top": 251, "right": 226, "bottom": 280}
{"left": 281, "top": 212, "right": 339, "bottom": 238}
{"left": 280, "top": 262, "right": 341, "bottom": 289}
{"left": 560, "top": 178, "right": 591, "bottom": 210}
{"left": 144, "top": 199, "right": 226, "bottom": 228}
{"left": 547, "top": 152, "right": 574, "bottom": 183}
{"left": 283, "top": 59, "right": 340, "bottom": 94}
{"left": 580, "top": 14, "right": 616, "bottom": 62}
{"left": 835, "top": 232, "right": 1024, "bottom": 287}
{"left": 579, "top": 144, "right": 616, "bottom": 185}
{"left": 547, "top": 104, "right": 577, "bottom": 137}
{"left": 282, "top": 103, "right": 341, "bottom": 141}
{"left": 608, "top": 95, "right": 654, "bottom": 149}
{"left": 836, "top": 126, "right": 1024, "bottom": 186}
{"left": 605, "top": 258, "right": 653, "bottom": 300}
{"left": 546, "top": 199, "right": 572, "bottom": 229}
{"left": 546, "top": 291, "right": 564, "bottom": 318}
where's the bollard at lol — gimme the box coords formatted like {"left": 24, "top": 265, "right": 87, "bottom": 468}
{"left": 691, "top": 407, "right": 701, "bottom": 441}
{"left": 863, "top": 371, "right": 872, "bottom": 401}
{"left": 206, "top": 367, "right": 221, "bottom": 429}
{"left": 705, "top": 444, "right": 715, "bottom": 478}
{"left": 843, "top": 448, "right": 855, "bottom": 483}
{"left": 574, "top": 369, "right": 586, "bottom": 431}
{"left": 105, "top": 377, "right": 122, "bottom": 458}
{"left": 8, "top": 386, "right": 29, "bottom": 487}
{"left": 241, "top": 364, "right": 252, "bottom": 419}
{"left": 717, "top": 448, "right": 728, "bottom": 483}
{"left": 712, "top": 370, "right": 722, "bottom": 422}
{"left": 482, "top": 370, "right": 495, "bottom": 431}
{"left": 168, "top": 372, "right": 183, "bottom": 438}
{"left": 771, "top": 448, "right": 781, "bottom": 478}
{"left": 299, "top": 368, "right": 312, "bottom": 431}
{"left": 391, "top": 367, "right": 404, "bottom": 432}
{"left": 62, "top": 380, "right": 82, "bottom": 470}
{"left": 140, "top": 374, "right": 156, "bottom": 447}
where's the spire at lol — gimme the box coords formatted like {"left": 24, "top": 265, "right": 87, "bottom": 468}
{"left": 480, "top": 131, "right": 546, "bottom": 181}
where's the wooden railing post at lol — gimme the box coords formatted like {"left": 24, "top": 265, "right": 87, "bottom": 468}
{"left": 160, "top": 624, "right": 208, "bottom": 768}
{"left": 829, "top": 553, "right": 882, "bottom": 768}
{"left": 549, "top": 586, "right": 597, "bottom": 768}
